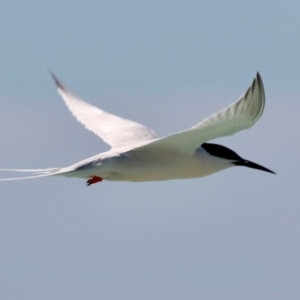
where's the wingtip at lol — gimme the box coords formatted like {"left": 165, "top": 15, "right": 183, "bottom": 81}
{"left": 255, "top": 72, "right": 265, "bottom": 89}
{"left": 256, "top": 71, "right": 262, "bottom": 81}
{"left": 48, "top": 70, "right": 65, "bottom": 90}
{"left": 255, "top": 71, "right": 265, "bottom": 97}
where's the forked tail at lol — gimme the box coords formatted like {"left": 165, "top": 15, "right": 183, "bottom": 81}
{"left": 0, "top": 168, "right": 61, "bottom": 182}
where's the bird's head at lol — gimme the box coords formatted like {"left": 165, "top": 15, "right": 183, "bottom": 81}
{"left": 201, "top": 143, "right": 275, "bottom": 174}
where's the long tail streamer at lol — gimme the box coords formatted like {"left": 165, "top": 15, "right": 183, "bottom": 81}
{"left": 0, "top": 168, "right": 60, "bottom": 182}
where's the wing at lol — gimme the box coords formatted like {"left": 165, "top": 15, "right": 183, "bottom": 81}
{"left": 134, "top": 73, "right": 265, "bottom": 154}
{"left": 51, "top": 73, "right": 158, "bottom": 149}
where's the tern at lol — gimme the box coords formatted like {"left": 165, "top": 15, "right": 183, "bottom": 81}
{"left": 0, "top": 72, "right": 275, "bottom": 185}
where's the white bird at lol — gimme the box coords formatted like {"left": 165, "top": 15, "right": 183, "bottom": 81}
{"left": 0, "top": 72, "right": 275, "bottom": 185}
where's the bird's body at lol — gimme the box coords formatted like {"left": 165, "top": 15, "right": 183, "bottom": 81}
{"left": 60, "top": 147, "right": 230, "bottom": 182}
{"left": 0, "top": 72, "right": 275, "bottom": 185}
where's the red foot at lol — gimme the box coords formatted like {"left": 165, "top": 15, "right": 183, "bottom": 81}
{"left": 86, "top": 176, "right": 103, "bottom": 186}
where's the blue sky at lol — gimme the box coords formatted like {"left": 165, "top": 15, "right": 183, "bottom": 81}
{"left": 0, "top": 1, "right": 299, "bottom": 299}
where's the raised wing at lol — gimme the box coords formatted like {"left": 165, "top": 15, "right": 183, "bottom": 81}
{"left": 51, "top": 73, "right": 158, "bottom": 149}
{"left": 134, "top": 73, "right": 265, "bottom": 154}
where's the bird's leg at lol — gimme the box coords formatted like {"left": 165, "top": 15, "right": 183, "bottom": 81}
{"left": 86, "top": 176, "right": 103, "bottom": 186}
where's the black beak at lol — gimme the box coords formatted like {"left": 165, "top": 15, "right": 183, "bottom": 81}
{"left": 234, "top": 160, "right": 276, "bottom": 174}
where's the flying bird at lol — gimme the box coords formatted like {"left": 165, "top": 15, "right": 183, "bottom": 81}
{"left": 0, "top": 72, "right": 275, "bottom": 185}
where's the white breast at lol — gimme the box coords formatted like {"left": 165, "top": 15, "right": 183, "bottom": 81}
{"left": 96, "top": 148, "right": 232, "bottom": 182}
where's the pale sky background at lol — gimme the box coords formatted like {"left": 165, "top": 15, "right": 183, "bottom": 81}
{"left": 0, "top": 1, "right": 299, "bottom": 299}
